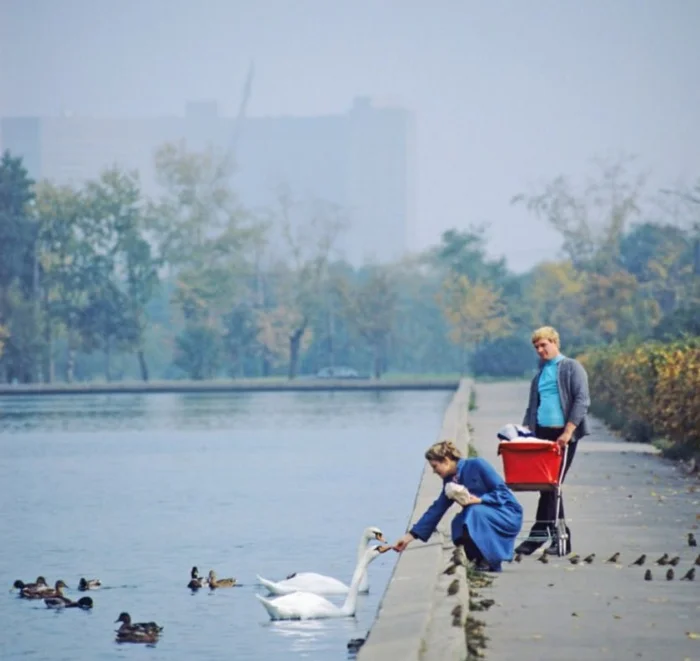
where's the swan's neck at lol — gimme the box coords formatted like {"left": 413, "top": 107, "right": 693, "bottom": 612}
{"left": 339, "top": 554, "right": 371, "bottom": 616}
{"left": 355, "top": 534, "right": 371, "bottom": 592}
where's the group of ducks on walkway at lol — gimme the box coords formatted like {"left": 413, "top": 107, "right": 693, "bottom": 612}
{"left": 10, "top": 526, "right": 390, "bottom": 646}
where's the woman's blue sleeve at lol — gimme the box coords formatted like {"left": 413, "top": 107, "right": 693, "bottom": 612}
{"left": 409, "top": 489, "right": 452, "bottom": 542}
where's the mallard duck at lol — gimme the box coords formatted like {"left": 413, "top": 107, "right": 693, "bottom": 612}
{"left": 45, "top": 595, "right": 93, "bottom": 610}
{"left": 116, "top": 628, "right": 160, "bottom": 644}
{"left": 78, "top": 577, "right": 102, "bottom": 591}
{"left": 114, "top": 612, "right": 163, "bottom": 644}
{"left": 21, "top": 579, "right": 67, "bottom": 600}
{"left": 13, "top": 576, "right": 48, "bottom": 592}
{"left": 257, "top": 526, "right": 386, "bottom": 595}
{"left": 187, "top": 566, "right": 208, "bottom": 589}
{"left": 256, "top": 545, "right": 390, "bottom": 620}
{"left": 208, "top": 570, "right": 236, "bottom": 588}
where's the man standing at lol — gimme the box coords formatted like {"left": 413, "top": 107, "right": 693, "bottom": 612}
{"left": 515, "top": 326, "right": 591, "bottom": 556}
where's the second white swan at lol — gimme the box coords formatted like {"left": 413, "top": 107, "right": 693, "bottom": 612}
{"left": 256, "top": 544, "right": 390, "bottom": 620}
{"left": 256, "top": 526, "right": 386, "bottom": 595}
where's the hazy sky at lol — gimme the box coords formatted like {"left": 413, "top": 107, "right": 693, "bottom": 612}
{"left": 1, "top": 0, "right": 699, "bottom": 271}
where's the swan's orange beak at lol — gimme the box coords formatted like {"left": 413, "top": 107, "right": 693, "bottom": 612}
{"left": 375, "top": 533, "right": 387, "bottom": 543}
{"left": 376, "top": 545, "right": 392, "bottom": 554}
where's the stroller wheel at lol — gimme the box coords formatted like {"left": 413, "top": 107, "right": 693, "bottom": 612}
{"left": 557, "top": 520, "right": 569, "bottom": 556}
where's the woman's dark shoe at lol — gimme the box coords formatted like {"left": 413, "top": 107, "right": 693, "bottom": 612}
{"left": 514, "top": 537, "right": 549, "bottom": 556}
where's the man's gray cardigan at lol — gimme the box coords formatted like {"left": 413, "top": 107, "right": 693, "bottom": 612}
{"left": 522, "top": 357, "right": 591, "bottom": 441}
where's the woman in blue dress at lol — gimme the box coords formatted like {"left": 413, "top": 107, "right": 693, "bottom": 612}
{"left": 392, "top": 440, "right": 523, "bottom": 571}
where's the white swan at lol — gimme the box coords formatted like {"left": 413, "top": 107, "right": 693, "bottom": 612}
{"left": 256, "top": 544, "right": 390, "bottom": 620}
{"left": 256, "top": 526, "right": 386, "bottom": 596}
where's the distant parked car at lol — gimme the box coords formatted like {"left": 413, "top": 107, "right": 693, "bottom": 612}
{"left": 316, "top": 366, "right": 361, "bottom": 379}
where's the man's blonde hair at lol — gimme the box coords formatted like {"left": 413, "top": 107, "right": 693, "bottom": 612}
{"left": 531, "top": 326, "right": 560, "bottom": 347}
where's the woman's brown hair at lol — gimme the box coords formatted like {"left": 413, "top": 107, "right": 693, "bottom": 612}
{"left": 424, "top": 440, "right": 462, "bottom": 462}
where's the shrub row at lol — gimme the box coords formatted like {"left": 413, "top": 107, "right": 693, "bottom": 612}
{"left": 578, "top": 339, "right": 700, "bottom": 451}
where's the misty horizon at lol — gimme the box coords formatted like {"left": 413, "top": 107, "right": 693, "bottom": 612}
{"left": 1, "top": 0, "right": 699, "bottom": 272}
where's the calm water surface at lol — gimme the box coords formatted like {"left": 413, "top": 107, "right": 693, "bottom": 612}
{"left": 0, "top": 390, "right": 450, "bottom": 661}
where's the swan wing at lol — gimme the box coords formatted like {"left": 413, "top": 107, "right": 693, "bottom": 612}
{"left": 256, "top": 591, "right": 340, "bottom": 620}
{"left": 257, "top": 572, "right": 349, "bottom": 595}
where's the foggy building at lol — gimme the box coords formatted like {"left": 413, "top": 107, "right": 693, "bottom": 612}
{"left": 0, "top": 97, "right": 415, "bottom": 265}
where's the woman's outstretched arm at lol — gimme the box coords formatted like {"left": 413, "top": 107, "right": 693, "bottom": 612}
{"left": 393, "top": 489, "right": 452, "bottom": 551}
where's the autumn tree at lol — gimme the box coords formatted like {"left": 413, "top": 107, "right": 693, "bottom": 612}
{"left": 512, "top": 158, "right": 646, "bottom": 272}
{"left": 513, "top": 158, "right": 659, "bottom": 343}
{"left": 430, "top": 226, "right": 509, "bottom": 284}
{"left": 437, "top": 274, "right": 512, "bottom": 374}
{"left": 389, "top": 255, "right": 459, "bottom": 374}
{"left": 338, "top": 265, "right": 397, "bottom": 379}
{"left": 254, "top": 305, "right": 312, "bottom": 376}
{"left": 269, "top": 186, "right": 346, "bottom": 379}
{"left": 0, "top": 151, "right": 38, "bottom": 382}
{"left": 82, "top": 168, "right": 159, "bottom": 381}
{"left": 33, "top": 181, "right": 91, "bottom": 382}
{"left": 618, "top": 221, "right": 695, "bottom": 321}
{"left": 222, "top": 303, "right": 260, "bottom": 377}
{"left": 521, "top": 261, "right": 585, "bottom": 343}
{"left": 582, "top": 270, "right": 660, "bottom": 342}
{"left": 150, "top": 141, "right": 259, "bottom": 379}
{"left": 0, "top": 151, "right": 35, "bottom": 304}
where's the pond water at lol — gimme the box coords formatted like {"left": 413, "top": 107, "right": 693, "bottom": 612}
{"left": 0, "top": 389, "right": 450, "bottom": 660}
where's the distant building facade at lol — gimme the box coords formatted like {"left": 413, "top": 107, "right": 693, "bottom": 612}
{"left": 0, "top": 97, "right": 415, "bottom": 264}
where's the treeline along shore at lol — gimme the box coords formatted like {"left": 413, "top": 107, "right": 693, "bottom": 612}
{"left": 0, "top": 377, "right": 461, "bottom": 396}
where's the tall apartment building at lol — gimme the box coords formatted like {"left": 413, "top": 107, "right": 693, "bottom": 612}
{"left": 0, "top": 97, "right": 415, "bottom": 264}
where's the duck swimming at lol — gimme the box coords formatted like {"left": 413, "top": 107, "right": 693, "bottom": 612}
{"left": 208, "top": 570, "right": 236, "bottom": 588}
{"left": 114, "top": 612, "right": 163, "bottom": 644}
{"left": 45, "top": 595, "right": 93, "bottom": 610}
{"left": 256, "top": 545, "right": 390, "bottom": 620}
{"left": 21, "top": 579, "right": 67, "bottom": 600}
{"left": 187, "top": 566, "right": 208, "bottom": 590}
{"left": 257, "top": 526, "right": 386, "bottom": 595}
{"left": 78, "top": 578, "right": 101, "bottom": 591}
{"left": 13, "top": 576, "right": 48, "bottom": 592}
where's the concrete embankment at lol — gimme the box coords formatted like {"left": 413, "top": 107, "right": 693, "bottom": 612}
{"left": 0, "top": 377, "right": 459, "bottom": 397}
{"left": 358, "top": 379, "right": 472, "bottom": 661}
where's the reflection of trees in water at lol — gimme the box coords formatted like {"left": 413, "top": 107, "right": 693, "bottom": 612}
{"left": 0, "top": 394, "right": 149, "bottom": 432}
{"left": 0, "top": 390, "right": 451, "bottom": 434}
{"left": 173, "top": 391, "right": 253, "bottom": 428}
{"left": 288, "top": 389, "right": 451, "bottom": 428}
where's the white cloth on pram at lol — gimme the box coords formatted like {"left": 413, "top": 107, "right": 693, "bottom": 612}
{"left": 497, "top": 423, "right": 534, "bottom": 441}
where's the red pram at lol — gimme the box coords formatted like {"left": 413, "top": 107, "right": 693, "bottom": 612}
{"left": 498, "top": 439, "right": 569, "bottom": 556}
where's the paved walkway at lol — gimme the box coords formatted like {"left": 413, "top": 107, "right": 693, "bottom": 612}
{"left": 471, "top": 381, "right": 700, "bottom": 661}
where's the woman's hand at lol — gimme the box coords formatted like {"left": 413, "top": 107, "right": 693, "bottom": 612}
{"left": 465, "top": 494, "right": 482, "bottom": 506}
{"left": 556, "top": 431, "right": 572, "bottom": 448}
{"left": 556, "top": 423, "right": 577, "bottom": 447}
{"left": 392, "top": 532, "right": 416, "bottom": 553}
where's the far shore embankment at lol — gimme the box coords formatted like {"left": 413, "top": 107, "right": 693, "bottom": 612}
{"left": 0, "top": 376, "right": 461, "bottom": 397}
